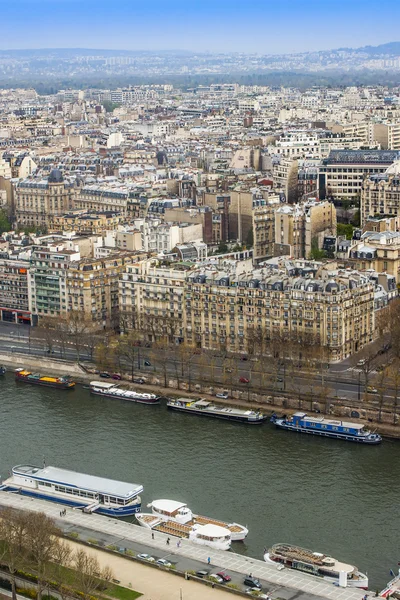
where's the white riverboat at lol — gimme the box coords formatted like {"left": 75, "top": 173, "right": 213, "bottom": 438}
{"left": 136, "top": 508, "right": 232, "bottom": 550}
{"left": 1, "top": 464, "right": 143, "bottom": 517}
{"left": 264, "top": 543, "right": 368, "bottom": 589}
{"left": 380, "top": 570, "right": 400, "bottom": 598}
{"left": 136, "top": 498, "right": 247, "bottom": 541}
{"left": 89, "top": 381, "right": 161, "bottom": 405}
{"left": 167, "top": 398, "right": 266, "bottom": 424}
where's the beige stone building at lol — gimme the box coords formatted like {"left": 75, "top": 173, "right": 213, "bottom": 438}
{"left": 252, "top": 196, "right": 280, "bottom": 263}
{"left": 15, "top": 169, "right": 76, "bottom": 229}
{"left": 274, "top": 200, "right": 337, "bottom": 259}
{"left": 49, "top": 211, "right": 123, "bottom": 235}
{"left": 361, "top": 164, "right": 400, "bottom": 225}
{"left": 67, "top": 251, "right": 142, "bottom": 328}
{"left": 348, "top": 231, "right": 400, "bottom": 283}
{"left": 184, "top": 265, "right": 374, "bottom": 361}
{"left": 119, "top": 260, "right": 191, "bottom": 340}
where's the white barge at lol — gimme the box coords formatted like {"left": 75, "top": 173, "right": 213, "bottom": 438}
{"left": 90, "top": 381, "right": 161, "bottom": 405}
{"left": 136, "top": 498, "right": 247, "bottom": 547}
{"left": 1, "top": 464, "right": 143, "bottom": 517}
{"left": 167, "top": 398, "right": 266, "bottom": 424}
{"left": 264, "top": 543, "right": 368, "bottom": 589}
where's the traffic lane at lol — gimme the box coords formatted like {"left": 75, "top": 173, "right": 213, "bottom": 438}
{"left": 64, "top": 523, "right": 290, "bottom": 598}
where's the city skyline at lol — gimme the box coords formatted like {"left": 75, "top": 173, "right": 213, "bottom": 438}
{"left": 1, "top": 0, "right": 400, "bottom": 54}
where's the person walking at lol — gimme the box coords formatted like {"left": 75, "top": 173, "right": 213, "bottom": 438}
{"left": 166, "top": 537, "right": 170, "bottom": 546}
{"left": 207, "top": 556, "right": 211, "bottom": 565}
{"left": 151, "top": 532, "right": 154, "bottom": 540}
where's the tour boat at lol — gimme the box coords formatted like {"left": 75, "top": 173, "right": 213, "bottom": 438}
{"left": 137, "top": 499, "right": 248, "bottom": 541}
{"left": 89, "top": 381, "right": 160, "bottom": 404}
{"left": 264, "top": 544, "right": 368, "bottom": 589}
{"left": 380, "top": 570, "right": 400, "bottom": 598}
{"left": 167, "top": 398, "right": 266, "bottom": 424}
{"left": 270, "top": 412, "right": 382, "bottom": 444}
{"left": 1, "top": 464, "right": 143, "bottom": 516}
{"left": 136, "top": 503, "right": 232, "bottom": 550}
{"left": 15, "top": 369, "right": 75, "bottom": 389}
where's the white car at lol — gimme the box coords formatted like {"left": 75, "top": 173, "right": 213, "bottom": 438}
{"left": 208, "top": 574, "right": 224, "bottom": 584}
{"left": 216, "top": 392, "right": 229, "bottom": 399}
{"left": 156, "top": 558, "right": 172, "bottom": 567}
{"left": 245, "top": 589, "right": 271, "bottom": 599}
{"left": 137, "top": 553, "right": 155, "bottom": 562}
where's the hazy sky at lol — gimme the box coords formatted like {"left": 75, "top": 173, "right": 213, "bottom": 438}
{"left": 1, "top": 0, "right": 399, "bottom": 54}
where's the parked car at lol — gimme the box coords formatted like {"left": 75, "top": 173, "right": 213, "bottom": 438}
{"left": 133, "top": 377, "right": 145, "bottom": 384}
{"left": 111, "top": 373, "right": 122, "bottom": 380}
{"left": 239, "top": 377, "right": 249, "bottom": 383}
{"left": 144, "top": 360, "right": 152, "bottom": 367}
{"left": 216, "top": 571, "right": 231, "bottom": 582}
{"left": 357, "top": 359, "right": 366, "bottom": 367}
{"left": 367, "top": 386, "right": 378, "bottom": 394}
{"left": 216, "top": 392, "right": 229, "bottom": 399}
{"left": 99, "top": 372, "right": 111, "bottom": 378}
{"left": 226, "top": 367, "right": 233, "bottom": 373}
{"left": 195, "top": 570, "right": 210, "bottom": 578}
{"left": 245, "top": 589, "right": 270, "bottom": 599}
{"left": 243, "top": 576, "right": 262, "bottom": 589}
{"left": 276, "top": 377, "right": 283, "bottom": 382}
{"left": 208, "top": 574, "right": 224, "bottom": 584}
{"left": 240, "top": 356, "right": 248, "bottom": 361}
{"left": 137, "top": 553, "right": 155, "bottom": 562}
{"left": 156, "top": 558, "right": 172, "bottom": 567}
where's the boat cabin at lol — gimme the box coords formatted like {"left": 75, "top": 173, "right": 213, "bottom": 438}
{"left": 291, "top": 413, "right": 366, "bottom": 436}
{"left": 11, "top": 464, "right": 143, "bottom": 507}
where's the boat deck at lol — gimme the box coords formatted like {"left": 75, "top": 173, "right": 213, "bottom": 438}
{"left": 0, "top": 492, "right": 367, "bottom": 600}
{"left": 153, "top": 521, "right": 191, "bottom": 538}
{"left": 192, "top": 515, "right": 243, "bottom": 533}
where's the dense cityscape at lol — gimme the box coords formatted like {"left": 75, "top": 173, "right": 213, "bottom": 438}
{"left": 1, "top": 1, "right": 400, "bottom": 599}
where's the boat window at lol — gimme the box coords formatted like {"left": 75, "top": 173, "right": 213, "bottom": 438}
{"left": 39, "top": 481, "right": 52, "bottom": 487}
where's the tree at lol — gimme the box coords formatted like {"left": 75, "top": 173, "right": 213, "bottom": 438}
{"left": 308, "top": 238, "right": 327, "bottom": 260}
{"left": 25, "top": 512, "right": 60, "bottom": 600}
{"left": 0, "top": 208, "right": 11, "bottom": 234}
{"left": 0, "top": 508, "right": 30, "bottom": 600}
{"left": 114, "top": 331, "right": 141, "bottom": 381}
{"left": 151, "top": 341, "right": 170, "bottom": 388}
{"left": 65, "top": 311, "right": 90, "bottom": 361}
{"left": 50, "top": 540, "right": 73, "bottom": 600}
{"left": 337, "top": 223, "right": 354, "bottom": 240}
{"left": 37, "top": 317, "right": 58, "bottom": 354}
{"left": 73, "top": 549, "right": 113, "bottom": 600}
{"left": 387, "top": 360, "right": 400, "bottom": 425}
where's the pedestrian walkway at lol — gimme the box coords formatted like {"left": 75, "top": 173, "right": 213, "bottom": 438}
{"left": 0, "top": 492, "right": 368, "bottom": 600}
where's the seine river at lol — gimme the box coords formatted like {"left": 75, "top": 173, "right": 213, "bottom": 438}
{"left": 0, "top": 378, "right": 398, "bottom": 590}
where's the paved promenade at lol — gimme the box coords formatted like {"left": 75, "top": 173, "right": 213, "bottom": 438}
{"left": 0, "top": 492, "right": 367, "bottom": 600}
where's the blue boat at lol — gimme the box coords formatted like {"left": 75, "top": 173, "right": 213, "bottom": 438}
{"left": 270, "top": 412, "right": 382, "bottom": 444}
{"left": 1, "top": 465, "right": 143, "bottom": 516}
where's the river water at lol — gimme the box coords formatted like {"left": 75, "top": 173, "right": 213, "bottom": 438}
{"left": 0, "top": 378, "right": 398, "bottom": 591}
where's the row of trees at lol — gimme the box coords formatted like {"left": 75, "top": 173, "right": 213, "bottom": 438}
{"left": 0, "top": 508, "right": 113, "bottom": 600}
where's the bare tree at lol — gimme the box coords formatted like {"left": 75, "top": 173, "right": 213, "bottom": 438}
{"left": 50, "top": 539, "right": 73, "bottom": 600}
{"left": 387, "top": 359, "right": 400, "bottom": 425}
{"left": 25, "top": 512, "right": 60, "bottom": 600}
{"left": 65, "top": 311, "right": 90, "bottom": 361}
{"left": 0, "top": 508, "right": 30, "bottom": 600}
{"left": 73, "top": 549, "right": 113, "bottom": 600}
{"left": 375, "top": 368, "right": 387, "bottom": 423}
{"left": 37, "top": 317, "right": 58, "bottom": 354}
{"left": 114, "top": 331, "right": 141, "bottom": 381}
{"left": 151, "top": 341, "right": 170, "bottom": 388}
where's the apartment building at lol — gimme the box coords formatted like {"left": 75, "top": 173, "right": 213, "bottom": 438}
{"left": 184, "top": 264, "right": 374, "bottom": 361}
{"left": 0, "top": 258, "right": 31, "bottom": 324}
{"left": 348, "top": 231, "right": 400, "bottom": 283}
{"left": 49, "top": 211, "right": 123, "bottom": 234}
{"left": 319, "top": 150, "right": 400, "bottom": 201}
{"left": 29, "top": 246, "right": 80, "bottom": 318}
{"left": 75, "top": 184, "right": 131, "bottom": 214}
{"left": 274, "top": 200, "right": 337, "bottom": 259}
{"left": 119, "top": 260, "right": 190, "bottom": 339}
{"left": 67, "top": 252, "right": 140, "bottom": 328}
{"left": 15, "top": 169, "right": 76, "bottom": 229}
{"left": 361, "top": 164, "right": 400, "bottom": 224}
{"left": 252, "top": 196, "right": 280, "bottom": 263}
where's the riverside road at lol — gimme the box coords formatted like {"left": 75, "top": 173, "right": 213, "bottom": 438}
{"left": 0, "top": 322, "right": 396, "bottom": 404}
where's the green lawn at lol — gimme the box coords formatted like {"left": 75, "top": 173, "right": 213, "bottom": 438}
{"left": 105, "top": 583, "right": 142, "bottom": 600}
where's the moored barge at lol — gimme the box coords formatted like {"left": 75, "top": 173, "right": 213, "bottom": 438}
{"left": 1, "top": 464, "right": 142, "bottom": 516}
{"left": 264, "top": 543, "right": 368, "bottom": 589}
{"left": 270, "top": 412, "right": 381, "bottom": 444}
{"left": 167, "top": 398, "right": 266, "bottom": 424}
{"left": 15, "top": 369, "right": 75, "bottom": 389}
{"left": 89, "top": 381, "right": 160, "bottom": 404}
